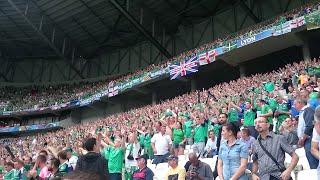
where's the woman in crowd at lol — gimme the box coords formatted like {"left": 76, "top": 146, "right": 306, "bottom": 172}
{"left": 172, "top": 121, "right": 186, "bottom": 156}
{"left": 217, "top": 123, "right": 249, "bottom": 180}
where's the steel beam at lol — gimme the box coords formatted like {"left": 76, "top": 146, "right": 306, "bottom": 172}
{"left": 239, "top": 0, "right": 261, "bottom": 23}
{"left": 7, "top": 0, "right": 85, "bottom": 79}
{"left": 109, "top": 0, "right": 172, "bottom": 59}
{"left": 283, "top": 0, "right": 293, "bottom": 13}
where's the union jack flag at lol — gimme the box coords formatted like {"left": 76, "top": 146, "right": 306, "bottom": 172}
{"left": 169, "top": 56, "right": 199, "bottom": 80}
{"left": 199, "top": 50, "right": 217, "bottom": 66}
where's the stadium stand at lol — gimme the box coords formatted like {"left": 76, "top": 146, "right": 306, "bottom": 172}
{"left": 1, "top": 1, "right": 320, "bottom": 180}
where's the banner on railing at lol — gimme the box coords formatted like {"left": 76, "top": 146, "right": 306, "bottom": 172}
{"left": 290, "top": 16, "right": 306, "bottom": 29}
{"left": 273, "top": 21, "right": 292, "bottom": 36}
{"left": 222, "top": 41, "right": 237, "bottom": 53}
{"left": 237, "top": 28, "right": 273, "bottom": 48}
{"left": 0, "top": 122, "right": 60, "bottom": 133}
{"left": 169, "top": 55, "right": 199, "bottom": 80}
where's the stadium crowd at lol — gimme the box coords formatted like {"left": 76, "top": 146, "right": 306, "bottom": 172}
{"left": 0, "top": 1, "right": 319, "bottom": 113}
{"left": 1, "top": 2, "right": 320, "bottom": 180}
{"left": 0, "top": 57, "right": 319, "bottom": 180}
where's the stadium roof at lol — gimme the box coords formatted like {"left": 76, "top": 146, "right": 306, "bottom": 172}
{"left": 0, "top": 0, "right": 242, "bottom": 61}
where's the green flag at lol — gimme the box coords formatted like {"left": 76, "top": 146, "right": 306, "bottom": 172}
{"left": 305, "top": 10, "right": 320, "bottom": 30}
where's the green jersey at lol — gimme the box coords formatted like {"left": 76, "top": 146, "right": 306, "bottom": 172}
{"left": 58, "top": 162, "right": 69, "bottom": 175}
{"left": 173, "top": 128, "right": 184, "bottom": 144}
{"left": 108, "top": 147, "right": 124, "bottom": 173}
{"left": 138, "top": 134, "right": 145, "bottom": 147}
{"left": 276, "top": 103, "right": 289, "bottom": 133}
{"left": 194, "top": 124, "right": 206, "bottom": 143}
{"left": 102, "top": 146, "right": 110, "bottom": 160}
{"left": 144, "top": 134, "right": 152, "bottom": 147}
{"left": 228, "top": 108, "right": 239, "bottom": 123}
{"left": 209, "top": 123, "right": 221, "bottom": 137}
{"left": 3, "top": 169, "right": 16, "bottom": 180}
{"left": 243, "top": 109, "right": 256, "bottom": 126}
{"left": 267, "top": 98, "right": 278, "bottom": 111}
{"left": 261, "top": 104, "right": 273, "bottom": 123}
{"left": 183, "top": 120, "right": 193, "bottom": 138}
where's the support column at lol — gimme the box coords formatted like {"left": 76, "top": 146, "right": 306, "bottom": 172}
{"left": 191, "top": 78, "right": 197, "bottom": 92}
{"left": 152, "top": 91, "right": 157, "bottom": 105}
{"left": 239, "top": 64, "right": 246, "bottom": 78}
{"left": 302, "top": 40, "right": 311, "bottom": 61}
{"left": 70, "top": 108, "right": 82, "bottom": 124}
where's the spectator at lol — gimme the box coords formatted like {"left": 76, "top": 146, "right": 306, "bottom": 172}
{"left": 186, "top": 153, "right": 213, "bottom": 180}
{"left": 65, "top": 148, "right": 78, "bottom": 170}
{"left": 252, "top": 117, "right": 298, "bottom": 180}
{"left": 217, "top": 123, "right": 248, "bottom": 180}
{"left": 257, "top": 99, "right": 274, "bottom": 127}
{"left": 241, "top": 101, "right": 258, "bottom": 138}
{"left": 101, "top": 136, "right": 125, "bottom": 180}
{"left": 172, "top": 121, "right": 186, "bottom": 156}
{"left": 13, "top": 160, "right": 27, "bottom": 180}
{"left": 151, "top": 123, "right": 172, "bottom": 165}
{"left": 192, "top": 112, "right": 208, "bottom": 157}
{"left": 3, "top": 162, "right": 16, "bottom": 180}
{"left": 75, "top": 138, "right": 109, "bottom": 180}
{"left": 295, "top": 98, "right": 319, "bottom": 169}
{"left": 57, "top": 150, "right": 72, "bottom": 175}
{"left": 132, "top": 155, "right": 154, "bottom": 180}
{"left": 274, "top": 95, "right": 291, "bottom": 133}
{"left": 240, "top": 127, "right": 255, "bottom": 155}
{"left": 29, "top": 155, "right": 50, "bottom": 180}
{"left": 279, "top": 118, "right": 299, "bottom": 147}
{"left": 311, "top": 106, "right": 320, "bottom": 178}
{"left": 165, "top": 155, "right": 186, "bottom": 180}
{"left": 46, "top": 158, "right": 63, "bottom": 180}
{"left": 212, "top": 113, "right": 228, "bottom": 179}
{"left": 203, "top": 130, "right": 217, "bottom": 158}
{"left": 124, "top": 133, "right": 140, "bottom": 180}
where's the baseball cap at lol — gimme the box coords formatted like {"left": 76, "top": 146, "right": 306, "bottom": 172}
{"left": 135, "top": 154, "right": 148, "bottom": 161}
{"left": 167, "top": 155, "right": 178, "bottom": 161}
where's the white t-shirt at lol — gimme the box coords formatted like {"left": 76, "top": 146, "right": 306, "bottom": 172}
{"left": 151, "top": 132, "right": 172, "bottom": 155}
{"left": 204, "top": 137, "right": 217, "bottom": 151}
{"left": 125, "top": 142, "right": 140, "bottom": 167}
{"left": 69, "top": 155, "right": 78, "bottom": 170}
{"left": 312, "top": 128, "right": 320, "bottom": 142}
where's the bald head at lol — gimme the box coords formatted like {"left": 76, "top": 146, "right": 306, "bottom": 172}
{"left": 188, "top": 152, "right": 198, "bottom": 160}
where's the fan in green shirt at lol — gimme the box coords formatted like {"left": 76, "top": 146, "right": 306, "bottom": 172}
{"left": 183, "top": 119, "right": 193, "bottom": 139}
{"left": 143, "top": 133, "right": 153, "bottom": 158}
{"left": 138, "top": 134, "right": 145, "bottom": 148}
{"left": 107, "top": 140, "right": 125, "bottom": 174}
{"left": 101, "top": 146, "right": 110, "bottom": 160}
{"left": 194, "top": 122, "right": 206, "bottom": 143}
{"left": 243, "top": 108, "right": 257, "bottom": 126}
{"left": 228, "top": 108, "right": 239, "bottom": 123}
{"left": 3, "top": 163, "right": 16, "bottom": 180}
{"left": 173, "top": 128, "right": 184, "bottom": 145}
{"left": 267, "top": 96, "right": 278, "bottom": 112}
{"left": 260, "top": 102, "right": 273, "bottom": 124}
{"left": 275, "top": 101, "right": 290, "bottom": 134}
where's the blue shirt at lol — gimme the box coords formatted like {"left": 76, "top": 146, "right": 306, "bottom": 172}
{"left": 218, "top": 139, "right": 248, "bottom": 180}
{"left": 289, "top": 99, "right": 299, "bottom": 118}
